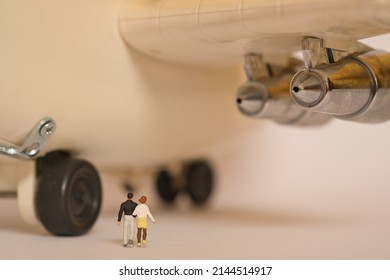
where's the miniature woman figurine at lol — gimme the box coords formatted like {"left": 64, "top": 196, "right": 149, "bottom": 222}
{"left": 133, "top": 196, "right": 156, "bottom": 247}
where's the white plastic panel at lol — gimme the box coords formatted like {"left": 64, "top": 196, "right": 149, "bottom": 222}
{"left": 120, "top": 0, "right": 390, "bottom": 65}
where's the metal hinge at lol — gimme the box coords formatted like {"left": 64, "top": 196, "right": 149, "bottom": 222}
{"left": 0, "top": 117, "right": 56, "bottom": 160}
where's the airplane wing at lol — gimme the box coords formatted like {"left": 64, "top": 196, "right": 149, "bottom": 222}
{"left": 120, "top": 0, "right": 390, "bottom": 66}
{"left": 120, "top": 0, "right": 390, "bottom": 125}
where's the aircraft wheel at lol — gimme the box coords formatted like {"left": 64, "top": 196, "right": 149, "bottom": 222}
{"left": 36, "top": 151, "right": 102, "bottom": 236}
{"left": 185, "top": 161, "right": 214, "bottom": 205}
{"left": 156, "top": 170, "right": 178, "bottom": 203}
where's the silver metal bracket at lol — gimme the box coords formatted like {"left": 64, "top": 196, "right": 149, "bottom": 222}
{"left": 244, "top": 53, "right": 273, "bottom": 81}
{"left": 302, "top": 37, "right": 348, "bottom": 68}
{"left": 301, "top": 37, "right": 372, "bottom": 69}
{"left": 0, "top": 117, "right": 56, "bottom": 160}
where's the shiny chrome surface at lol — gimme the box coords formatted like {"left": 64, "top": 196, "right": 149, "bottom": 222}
{"left": 301, "top": 37, "right": 370, "bottom": 68}
{"left": 291, "top": 51, "right": 390, "bottom": 123}
{"left": 237, "top": 80, "right": 331, "bottom": 126}
{"left": 0, "top": 118, "right": 56, "bottom": 159}
{"left": 237, "top": 54, "right": 331, "bottom": 126}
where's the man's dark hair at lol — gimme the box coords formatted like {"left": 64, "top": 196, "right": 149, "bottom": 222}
{"left": 127, "top": 192, "right": 133, "bottom": 199}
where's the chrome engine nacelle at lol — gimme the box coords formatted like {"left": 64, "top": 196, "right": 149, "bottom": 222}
{"left": 291, "top": 50, "right": 390, "bottom": 123}
{"left": 237, "top": 38, "right": 390, "bottom": 125}
{"left": 236, "top": 54, "right": 331, "bottom": 126}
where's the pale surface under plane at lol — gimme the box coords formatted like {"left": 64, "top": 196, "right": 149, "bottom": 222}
{"left": 2, "top": 120, "right": 390, "bottom": 259}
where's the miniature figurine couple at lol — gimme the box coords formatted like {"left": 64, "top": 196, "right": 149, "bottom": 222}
{"left": 117, "top": 193, "right": 156, "bottom": 248}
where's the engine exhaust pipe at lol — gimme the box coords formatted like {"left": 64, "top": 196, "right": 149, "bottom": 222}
{"left": 236, "top": 72, "right": 331, "bottom": 126}
{"left": 290, "top": 51, "right": 390, "bottom": 123}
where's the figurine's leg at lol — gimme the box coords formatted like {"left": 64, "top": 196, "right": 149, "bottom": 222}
{"left": 137, "top": 228, "right": 142, "bottom": 246}
{"left": 123, "top": 215, "right": 131, "bottom": 246}
{"left": 141, "top": 229, "right": 147, "bottom": 247}
{"left": 128, "top": 216, "right": 135, "bottom": 247}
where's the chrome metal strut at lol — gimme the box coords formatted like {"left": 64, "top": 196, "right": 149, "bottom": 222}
{"left": 0, "top": 118, "right": 56, "bottom": 160}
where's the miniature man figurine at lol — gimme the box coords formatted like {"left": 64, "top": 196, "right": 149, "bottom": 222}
{"left": 117, "top": 192, "right": 138, "bottom": 247}
{"left": 133, "top": 196, "right": 156, "bottom": 247}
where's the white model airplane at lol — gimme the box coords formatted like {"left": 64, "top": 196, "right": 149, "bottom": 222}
{"left": 1, "top": 0, "right": 390, "bottom": 236}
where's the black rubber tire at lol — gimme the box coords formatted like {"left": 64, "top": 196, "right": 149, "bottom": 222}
{"left": 155, "top": 170, "right": 178, "bottom": 203}
{"left": 36, "top": 152, "right": 102, "bottom": 236}
{"left": 186, "top": 161, "right": 214, "bottom": 205}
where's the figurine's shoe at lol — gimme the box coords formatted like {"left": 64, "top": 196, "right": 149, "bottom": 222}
{"left": 123, "top": 244, "right": 128, "bottom": 247}
{"left": 142, "top": 240, "right": 147, "bottom": 247}
{"left": 137, "top": 243, "right": 141, "bottom": 247}
{"left": 128, "top": 240, "right": 134, "bottom": 247}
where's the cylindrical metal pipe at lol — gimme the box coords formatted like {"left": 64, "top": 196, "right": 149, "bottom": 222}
{"left": 236, "top": 73, "right": 331, "bottom": 126}
{"left": 290, "top": 51, "right": 390, "bottom": 123}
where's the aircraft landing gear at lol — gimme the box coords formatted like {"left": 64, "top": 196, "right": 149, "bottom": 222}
{"left": 155, "top": 160, "right": 214, "bottom": 205}
{"left": 0, "top": 118, "right": 102, "bottom": 236}
{"left": 35, "top": 151, "right": 102, "bottom": 236}
{"left": 156, "top": 169, "right": 178, "bottom": 203}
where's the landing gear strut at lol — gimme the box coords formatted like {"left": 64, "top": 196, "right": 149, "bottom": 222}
{"left": 0, "top": 118, "right": 102, "bottom": 236}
